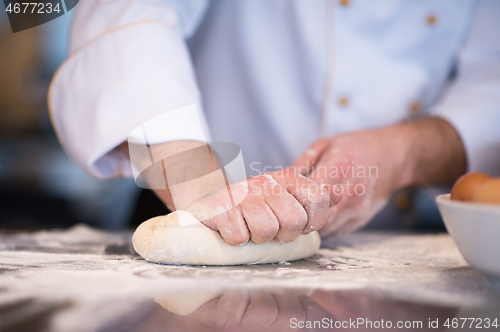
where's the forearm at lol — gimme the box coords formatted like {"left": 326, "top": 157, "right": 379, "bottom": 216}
{"left": 390, "top": 117, "right": 466, "bottom": 188}
{"left": 119, "top": 140, "right": 225, "bottom": 211}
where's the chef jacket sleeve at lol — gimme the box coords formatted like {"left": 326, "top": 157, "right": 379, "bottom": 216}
{"left": 48, "top": 0, "right": 209, "bottom": 179}
{"left": 430, "top": 0, "right": 500, "bottom": 176}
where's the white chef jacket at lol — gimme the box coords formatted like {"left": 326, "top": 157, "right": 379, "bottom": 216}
{"left": 48, "top": 0, "right": 500, "bottom": 180}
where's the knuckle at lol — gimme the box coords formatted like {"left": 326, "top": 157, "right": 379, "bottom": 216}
{"left": 312, "top": 195, "right": 330, "bottom": 209}
{"left": 307, "top": 186, "right": 330, "bottom": 206}
{"left": 282, "top": 168, "right": 297, "bottom": 178}
{"left": 318, "top": 184, "right": 330, "bottom": 197}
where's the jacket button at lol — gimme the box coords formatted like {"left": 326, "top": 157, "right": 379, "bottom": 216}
{"left": 426, "top": 14, "right": 438, "bottom": 26}
{"left": 338, "top": 96, "right": 349, "bottom": 107}
{"left": 409, "top": 101, "right": 422, "bottom": 115}
{"left": 394, "top": 191, "right": 411, "bottom": 210}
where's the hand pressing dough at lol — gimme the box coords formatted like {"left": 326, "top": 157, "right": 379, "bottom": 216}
{"left": 132, "top": 210, "right": 320, "bottom": 265}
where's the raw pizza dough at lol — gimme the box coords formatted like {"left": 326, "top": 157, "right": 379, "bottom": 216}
{"left": 132, "top": 210, "right": 320, "bottom": 265}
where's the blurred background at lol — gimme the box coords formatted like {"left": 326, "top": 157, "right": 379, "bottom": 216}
{"left": 0, "top": 9, "right": 447, "bottom": 231}
{"left": 0, "top": 10, "right": 146, "bottom": 230}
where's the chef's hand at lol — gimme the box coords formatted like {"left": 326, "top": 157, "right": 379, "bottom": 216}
{"left": 292, "top": 117, "right": 466, "bottom": 236}
{"left": 120, "top": 142, "right": 342, "bottom": 245}
{"left": 188, "top": 169, "right": 342, "bottom": 245}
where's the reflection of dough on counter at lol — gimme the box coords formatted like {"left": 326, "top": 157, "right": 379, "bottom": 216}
{"left": 132, "top": 210, "right": 321, "bottom": 265}
{"left": 155, "top": 288, "right": 224, "bottom": 315}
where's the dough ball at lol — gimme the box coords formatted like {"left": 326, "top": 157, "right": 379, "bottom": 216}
{"left": 132, "top": 210, "right": 320, "bottom": 265}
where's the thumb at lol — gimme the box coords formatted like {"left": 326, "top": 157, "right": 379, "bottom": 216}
{"left": 324, "top": 184, "right": 343, "bottom": 207}
{"left": 291, "top": 138, "right": 331, "bottom": 176}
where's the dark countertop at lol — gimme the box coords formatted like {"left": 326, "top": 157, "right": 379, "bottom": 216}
{"left": 0, "top": 225, "right": 499, "bottom": 332}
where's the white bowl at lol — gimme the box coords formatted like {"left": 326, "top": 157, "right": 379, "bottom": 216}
{"left": 436, "top": 194, "right": 500, "bottom": 277}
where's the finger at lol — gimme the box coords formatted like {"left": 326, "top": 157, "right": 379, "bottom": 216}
{"left": 297, "top": 150, "right": 344, "bottom": 208}
{"left": 258, "top": 175, "right": 308, "bottom": 243}
{"left": 291, "top": 138, "right": 331, "bottom": 176}
{"left": 306, "top": 146, "right": 353, "bottom": 186}
{"left": 310, "top": 289, "right": 367, "bottom": 322}
{"left": 277, "top": 170, "right": 331, "bottom": 235}
{"left": 324, "top": 184, "right": 343, "bottom": 207}
{"left": 239, "top": 197, "right": 279, "bottom": 244}
{"left": 192, "top": 290, "right": 250, "bottom": 331}
{"left": 213, "top": 289, "right": 249, "bottom": 331}
{"left": 190, "top": 297, "right": 220, "bottom": 328}
{"left": 240, "top": 290, "right": 278, "bottom": 331}
{"left": 187, "top": 188, "right": 235, "bottom": 231}
{"left": 309, "top": 290, "right": 354, "bottom": 321}
{"left": 239, "top": 175, "right": 282, "bottom": 244}
{"left": 266, "top": 292, "right": 305, "bottom": 331}
{"left": 186, "top": 180, "right": 251, "bottom": 245}
{"left": 212, "top": 207, "right": 251, "bottom": 245}
{"left": 297, "top": 295, "right": 334, "bottom": 325}
{"left": 248, "top": 173, "right": 309, "bottom": 243}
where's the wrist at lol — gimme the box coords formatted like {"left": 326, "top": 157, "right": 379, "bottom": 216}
{"left": 382, "top": 117, "right": 466, "bottom": 189}
{"left": 377, "top": 122, "right": 420, "bottom": 190}
{"left": 120, "top": 140, "right": 224, "bottom": 210}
